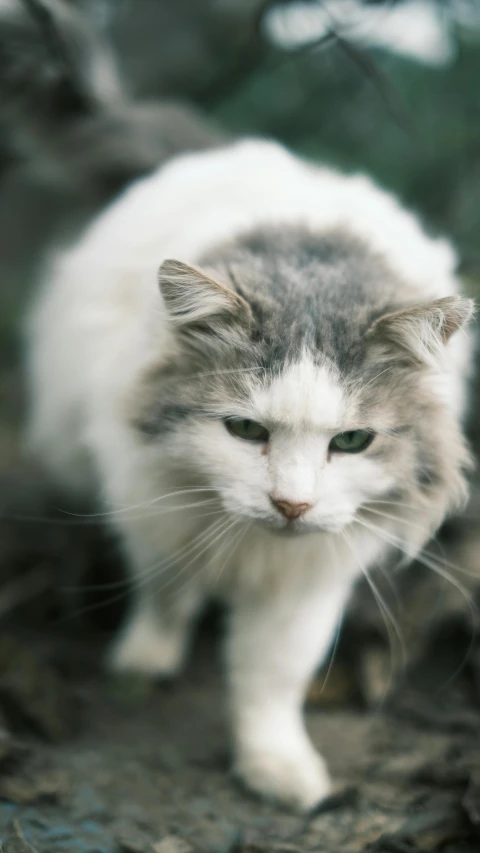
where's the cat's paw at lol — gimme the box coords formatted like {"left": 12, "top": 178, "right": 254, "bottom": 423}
{"left": 106, "top": 615, "right": 185, "bottom": 678}
{"left": 235, "top": 744, "right": 332, "bottom": 811}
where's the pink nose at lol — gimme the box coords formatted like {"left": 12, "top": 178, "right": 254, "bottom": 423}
{"left": 271, "top": 498, "right": 312, "bottom": 520}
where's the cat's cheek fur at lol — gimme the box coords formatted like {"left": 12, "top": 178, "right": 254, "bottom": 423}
{"left": 186, "top": 421, "right": 277, "bottom": 514}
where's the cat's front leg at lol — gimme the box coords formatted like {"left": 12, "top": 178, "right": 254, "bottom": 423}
{"left": 103, "top": 501, "right": 209, "bottom": 678}
{"left": 107, "top": 585, "right": 201, "bottom": 678}
{"left": 226, "top": 572, "right": 352, "bottom": 811}
{"left": 106, "top": 536, "right": 205, "bottom": 679}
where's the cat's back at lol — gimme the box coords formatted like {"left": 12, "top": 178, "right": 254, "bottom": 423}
{"left": 39, "top": 137, "right": 458, "bottom": 289}
{"left": 29, "top": 136, "right": 461, "bottom": 365}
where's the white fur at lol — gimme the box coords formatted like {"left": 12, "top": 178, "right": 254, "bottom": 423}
{"left": 25, "top": 138, "right": 471, "bottom": 809}
{"left": 252, "top": 357, "right": 345, "bottom": 430}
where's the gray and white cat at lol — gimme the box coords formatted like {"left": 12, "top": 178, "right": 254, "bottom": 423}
{"left": 3, "top": 0, "right": 474, "bottom": 813}
{"left": 26, "top": 138, "right": 474, "bottom": 808}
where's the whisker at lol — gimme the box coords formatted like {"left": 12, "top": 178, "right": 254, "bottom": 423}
{"left": 353, "top": 364, "right": 397, "bottom": 394}
{"left": 317, "top": 609, "right": 344, "bottom": 697}
{"left": 373, "top": 558, "right": 403, "bottom": 610}
{"left": 366, "top": 498, "right": 416, "bottom": 510}
{"left": 178, "top": 366, "right": 269, "bottom": 381}
{"left": 210, "top": 521, "right": 251, "bottom": 590}
{"left": 137, "top": 516, "right": 232, "bottom": 586}
{"left": 1, "top": 501, "right": 224, "bottom": 529}
{"left": 0, "top": 512, "right": 104, "bottom": 527}
{"left": 60, "top": 511, "right": 228, "bottom": 595}
{"left": 57, "top": 516, "right": 231, "bottom": 622}
{"left": 152, "top": 516, "right": 240, "bottom": 599}
{"left": 363, "top": 505, "right": 425, "bottom": 531}
{"left": 343, "top": 528, "right": 406, "bottom": 688}
{"left": 79, "top": 514, "right": 229, "bottom": 594}
{"left": 57, "top": 488, "right": 220, "bottom": 519}
{"left": 356, "top": 516, "right": 479, "bottom": 685}
{"left": 408, "top": 548, "right": 479, "bottom": 693}
{"left": 172, "top": 520, "right": 249, "bottom": 604}
{"left": 55, "top": 581, "right": 133, "bottom": 625}
{"left": 360, "top": 515, "right": 480, "bottom": 592}
{"left": 358, "top": 571, "right": 400, "bottom": 708}
{"left": 315, "top": 538, "right": 346, "bottom": 696}
{"left": 363, "top": 505, "right": 480, "bottom": 580}
{"left": 126, "top": 499, "right": 222, "bottom": 517}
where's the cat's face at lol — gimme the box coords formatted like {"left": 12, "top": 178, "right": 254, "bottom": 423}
{"left": 147, "top": 350, "right": 465, "bottom": 541}
{"left": 171, "top": 356, "right": 397, "bottom": 534}
{"left": 135, "top": 229, "right": 472, "bottom": 544}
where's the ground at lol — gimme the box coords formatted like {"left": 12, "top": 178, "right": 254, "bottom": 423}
{"left": 0, "top": 571, "right": 480, "bottom": 853}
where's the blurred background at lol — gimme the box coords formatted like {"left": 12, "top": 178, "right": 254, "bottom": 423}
{"left": 0, "top": 2, "right": 480, "bottom": 851}
{"left": 2, "top": 0, "right": 480, "bottom": 351}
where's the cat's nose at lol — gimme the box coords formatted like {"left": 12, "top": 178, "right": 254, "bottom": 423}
{"left": 270, "top": 497, "right": 313, "bottom": 520}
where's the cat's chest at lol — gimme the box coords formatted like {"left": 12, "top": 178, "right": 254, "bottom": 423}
{"left": 206, "top": 525, "right": 377, "bottom": 601}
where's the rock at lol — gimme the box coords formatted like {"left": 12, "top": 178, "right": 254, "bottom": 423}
{"left": 0, "top": 766, "right": 68, "bottom": 805}
{"left": 117, "top": 835, "right": 148, "bottom": 853}
{"left": 151, "top": 836, "right": 194, "bottom": 853}
{"left": 117, "top": 828, "right": 155, "bottom": 853}
{"left": 463, "top": 766, "right": 480, "bottom": 825}
{"left": 0, "top": 636, "right": 81, "bottom": 742}
{"left": 0, "top": 724, "right": 29, "bottom": 771}
{"left": 359, "top": 645, "right": 393, "bottom": 707}
{"left": 309, "top": 786, "right": 359, "bottom": 816}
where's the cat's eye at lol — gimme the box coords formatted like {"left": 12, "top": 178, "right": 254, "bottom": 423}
{"left": 329, "top": 429, "right": 374, "bottom": 454}
{"left": 225, "top": 418, "right": 269, "bottom": 442}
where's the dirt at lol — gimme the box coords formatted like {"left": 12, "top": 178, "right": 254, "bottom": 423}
{"left": 0, "top": 574, "right": 479, "bottom": 853}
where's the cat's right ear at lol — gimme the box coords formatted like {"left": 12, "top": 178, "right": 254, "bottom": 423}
{"left": 367, "top": 295, "right": 474, "bottom": 368}
{"left": 158, "top": 259, "right": 251, "bottom": 345}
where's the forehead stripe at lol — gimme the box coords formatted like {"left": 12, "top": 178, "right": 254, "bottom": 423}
{"left": 251, "top": 357, "right": 344, "bottom": 430}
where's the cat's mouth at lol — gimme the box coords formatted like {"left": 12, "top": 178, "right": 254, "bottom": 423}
{"left": 256, "top": 515, "right": 330, "bottom": 537}
{"left": 273, "top": 521, "right": 313, "bottom": 537}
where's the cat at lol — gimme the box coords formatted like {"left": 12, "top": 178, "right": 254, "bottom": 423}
{"left": 1, "top": 0, "right": 475, "bottom": 812}
{"left": 25, "top": 140, "right": 474, "bottom": 809}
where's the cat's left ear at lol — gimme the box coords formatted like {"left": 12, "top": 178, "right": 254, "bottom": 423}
{"left": 158, "top": 259, "right": 251, "bottom": 342}
{"left": 367, "top": 295, "right": 474, "bottom": 366}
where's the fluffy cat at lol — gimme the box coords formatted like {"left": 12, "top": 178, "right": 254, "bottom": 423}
{"left": 2, "top": 0, "right": 474, "bottom": 813}
{"left": 26, "top": 138, "right": 474, "bottom": 808}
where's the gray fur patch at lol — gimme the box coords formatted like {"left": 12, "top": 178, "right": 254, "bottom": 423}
{"left": 134, "top": 402, "right": 200, "bottom": 437}
{"left": 198, "top": 227, "right": 409, "bottom": 373}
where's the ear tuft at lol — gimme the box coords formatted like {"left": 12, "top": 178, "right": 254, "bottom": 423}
{"left": 158, "top": 259, "right": 251, "bottom": 336}
{"left": 434, "top": 296, "right": 475, "bottom": 342}
{"left": 367, "top": 296, "right": 474, "bottom": 366}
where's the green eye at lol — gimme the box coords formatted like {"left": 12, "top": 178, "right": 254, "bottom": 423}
{"left": 329, "top": 429, "right": 374, "bottom": 454}
{"left": 225, "top": 418, "right": 269, "bottom": 442}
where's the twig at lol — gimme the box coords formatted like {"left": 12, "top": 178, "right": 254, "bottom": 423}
{"left": 20, "top": 0, "right": 92, "bottom": 112}
{"left": 331, "top": 27, "right": 415, "bottom": 134}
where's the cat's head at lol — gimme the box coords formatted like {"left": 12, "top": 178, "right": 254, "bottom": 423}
{"left": 134, "top": 228, "right": 473, "bottom": 553}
